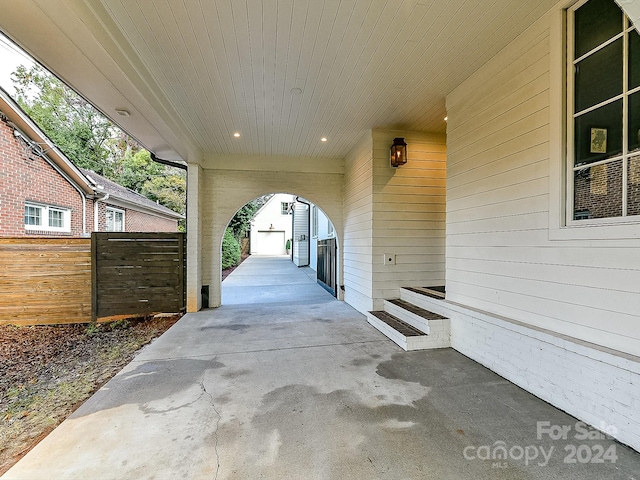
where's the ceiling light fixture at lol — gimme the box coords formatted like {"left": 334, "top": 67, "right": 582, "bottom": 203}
{"left": 321, "top": 137, "right": 328, "bottom": 142}
{"left": 115, "top": 108, "right": 130, "bottom": 117}
{"left": 233, "top": 132, "right": 240, "bottom": 137}
{"left": 390, "top": 137, "right": 408, "bottom": 168}
{"left": 444, "top": 116, "right": 448, "bottom": 121}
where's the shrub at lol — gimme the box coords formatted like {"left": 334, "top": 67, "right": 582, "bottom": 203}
{"left": 222, "top": 227, "right": 241, "bottom": 269}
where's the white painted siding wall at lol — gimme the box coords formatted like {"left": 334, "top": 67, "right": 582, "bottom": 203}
{"left": 371, "top": 130, "right": 447, "bottom": 310}
{"left": 445, "top": 8, "right": 640, "bottom": 358}
{"left": 444, "top": 4, "right": 640, "bottom": 452}
{"left": 310, "top": 206, "right": 333, "bottom": 272}
{"left": 292, "top": 202, "right": 310, "bottom": 266}
{"left": 343, "top": 132, "right": 374, "bottom": 313}
{"left": 342, "top": 130, "right": 447, "bottom": 314}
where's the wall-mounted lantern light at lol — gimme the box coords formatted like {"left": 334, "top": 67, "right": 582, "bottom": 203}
{"left": 390, "top": 137, "right": 407, "bottom": 168}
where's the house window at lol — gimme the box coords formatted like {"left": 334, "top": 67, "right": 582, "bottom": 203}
{"left": 24, "top": 203, "right": 70, "bottom": 232}
{"left": 568, "top": 0, "right": 640, "bottom": 221}
{"left": 106, "top": 207, "right": 125, "bottom": 231}
{"left": 312, "top": 206, "right": 318, "bottom": 238}
{"left": 327, "top": 219, "right": 334, "bottom": 237}
{"left": 281, "top": 202, "right": 292, "bottom": 215}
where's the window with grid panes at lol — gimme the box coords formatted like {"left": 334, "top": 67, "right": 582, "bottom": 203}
{"left": 569, "top": 0, "right": 640, "bottom": 221}
{"left": 24, "top": 203, "right": 70, "bottom": 232}
{"left": 106, "top": 207, "right": 124, "bottom": 231}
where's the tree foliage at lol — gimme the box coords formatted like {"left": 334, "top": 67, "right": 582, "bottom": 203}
{"left": 228, "top": 194, "right": 273, "bottom": 240}
{"left": 221, "top": 228, "right": 241, "bottom": 269}
{"left": 12, "top": 64, "right": 118, "bottom": 175}
{"left": 11, "top": 64, "right": 186, "bottom": 225}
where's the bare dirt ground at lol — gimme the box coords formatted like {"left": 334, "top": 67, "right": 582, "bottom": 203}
{"left": 0, "top": 315, "right": 181, "bottom": 475}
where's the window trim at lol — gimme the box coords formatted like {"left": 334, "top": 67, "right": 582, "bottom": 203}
{"left": 280, "top": 202, "right": 292, "bottom": 215}
{"left": 549, "top": 1, "right": 640, "bottom": 241}
{"left": 311, "top": 206, "right": 318, "bottom": 238}
{"left": 24, "top": 202, "right": 71, "bottom": 233}
{"left": 106, "top": 206, "right": 125, "bottom": 232}
{"left": 327, "top": 218, "right": 335, "bottom": 237}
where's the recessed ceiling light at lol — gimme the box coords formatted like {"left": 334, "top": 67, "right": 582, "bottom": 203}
{"left": 444, "top": 116, "right": 448, "bottom": 121}
{"left": 291, "top": 87, "right": 303, "bottom": 95}
{"left": 321, "top": 137, "right": 328, "bottom": 142}
{"left": 115, "top": 108, "right": 130, "bottom": 117}
{"left": 233, "top": 132, "right": 240, "bottom": 137}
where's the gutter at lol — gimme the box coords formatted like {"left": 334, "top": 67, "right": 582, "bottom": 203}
{"left": 150, "top": 152, "right": 187, "bottom": 170}
{"left": 93, "top": 193, "right": 110, "bottom": 231}
{"left": 295, "top": 196, "right": 311, "bottom": 267}
{"left": 13, "top": 129, "right": 90, "bottom": 236}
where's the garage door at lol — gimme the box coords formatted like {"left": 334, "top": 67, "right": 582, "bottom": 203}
{"left": 255, "top": 231, "right": 286, "bottom": 255}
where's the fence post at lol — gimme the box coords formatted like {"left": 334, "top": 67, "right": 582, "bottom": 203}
{"left": 91, "top": 232, "right": 98, "bottom": 323}
{"left": 179, "top": 233, "right": 186, "bottom": 310}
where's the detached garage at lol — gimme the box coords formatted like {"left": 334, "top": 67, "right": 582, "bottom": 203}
{"left": 249, "top": 193, "right": 294, "bottom": 256}
{"left": 254, "top": 230, "right": 286, "bottom": 256}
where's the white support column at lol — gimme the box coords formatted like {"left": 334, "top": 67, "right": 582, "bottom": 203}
{"left": 186, "top": 164, "right": 202, "bottom": 312}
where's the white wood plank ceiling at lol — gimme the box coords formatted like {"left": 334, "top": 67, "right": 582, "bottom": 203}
{"left": 0, "top": 0, "right": 559, "bottom": 162}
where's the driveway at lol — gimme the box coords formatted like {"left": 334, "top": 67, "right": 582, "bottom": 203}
{"left": 4, "top": 256, "right": 640, "bottom": 479}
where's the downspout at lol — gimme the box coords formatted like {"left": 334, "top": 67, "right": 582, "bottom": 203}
{"left": 295, "top": 196, "right": 311, "bottom": 267}
{"left": 93, "top": 193, "right": 110, "bottom": 231}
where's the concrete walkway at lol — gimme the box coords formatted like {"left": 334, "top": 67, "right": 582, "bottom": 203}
{"left": 4, "top": 256, "right": 640, "bottom": 479}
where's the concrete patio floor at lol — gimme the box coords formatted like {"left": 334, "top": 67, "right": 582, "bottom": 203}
{"left": 4, "top": 256, "right": 640, "bottom": 479}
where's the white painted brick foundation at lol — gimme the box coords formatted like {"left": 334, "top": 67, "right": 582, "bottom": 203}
{"left": 403, "top": 290, "right": 640, "bottom": 452}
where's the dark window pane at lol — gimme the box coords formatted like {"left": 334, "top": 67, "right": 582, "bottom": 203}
{"left": 628, "top": 156, "right": 640, "bottom": 216}
{"left": 629, "top": 91, "right": 640, "bottom": 153}
{"left": 575, "top": 38, "right": 623, "bottom": 112}
{"left": 575, "top": 0, "right": 623, "bottom": 58}
{"left": 574, "top": 159, "right": 623, "bottom": 219}
{"left": 630, "top": 29, "right": 640, "bottom": 89}
{"left": 575, "top": 99, "right": 623, "bottom": 166}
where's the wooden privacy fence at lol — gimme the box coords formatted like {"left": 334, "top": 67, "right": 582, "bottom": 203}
{"left": 0, "top": 238, "right": 92, "bottom": 325}
{"left": 92, "top": 232, "right": 185, "bottom": 321}
{"left": 0, "top": 233, "right": 185, "bottom": 325}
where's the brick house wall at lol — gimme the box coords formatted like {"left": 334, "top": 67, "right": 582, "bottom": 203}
{"left": 574, "top": 161, "right": 624, "bottom": 220}
{"left": 1, "top": 111, "right": 179, "bottom": 237}
{"left": 93, "top": 201, "right": 178, "bottom": 232}
{"left": 0, "top": 114, "right": 86, "bottom": 237}
{"left": 123, "top": 208, "right": 178, "bottom": 232}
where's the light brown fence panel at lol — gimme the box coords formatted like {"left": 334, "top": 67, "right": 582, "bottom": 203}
{"left": 92, "top": 232, "right": 185, "bottom": 321}
{"left": 0, "top": 238, "right": 92, "bottom": 325}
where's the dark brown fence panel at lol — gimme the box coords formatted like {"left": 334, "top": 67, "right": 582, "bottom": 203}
{"left": 0, "top": 238, "right": 92, "bottom": 325}
{"left": 317, "top": 238, "right": 336, "bottom": 296}
{"left": 92, "top": 232, "right": 185, "bottom": 321}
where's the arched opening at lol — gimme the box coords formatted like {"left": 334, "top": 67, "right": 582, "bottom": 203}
{"left": 216, "top": 192, "right": 340, "bottom": 307}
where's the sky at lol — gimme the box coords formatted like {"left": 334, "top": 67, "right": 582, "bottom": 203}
{"left": 0, "top": 33, "right": 35, "bottom": 95}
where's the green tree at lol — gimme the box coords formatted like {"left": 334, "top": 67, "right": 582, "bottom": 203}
{"left": 228, "top": 194, "right": 272, "bottom": 241}
{"left": 11, "top": 64, "right": 118, "bottom": 175}
{"left": 141, "top": 169, "right": 186, "bottom": 231}
{"left": 116, "top": 149, "right": 164, "bottom": 193}
{"left": 221, "top": 228, "right": 241, "bottom": 269}
{"left": 11, "top": 64, "right": 187, "bottom": 227}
